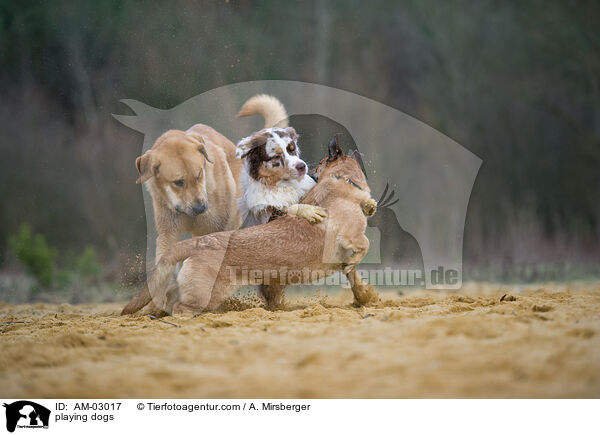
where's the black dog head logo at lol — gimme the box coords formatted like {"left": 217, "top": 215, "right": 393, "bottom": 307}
{"left": 113, "top": 80, "right": 482, "bottom": 289}
{"left": 368, "top": 183, "right": 424, "bottom": 273}
{"left": 3, "top": 401, "right": 50, "bottom": 433}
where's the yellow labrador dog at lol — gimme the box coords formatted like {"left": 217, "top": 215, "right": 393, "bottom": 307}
{"left": 136, "top": 124, "right": 243, "bottom": 263}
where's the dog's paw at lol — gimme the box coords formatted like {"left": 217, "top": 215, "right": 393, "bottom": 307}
{"left": 305, "top": 205, "right": 328, "bottom": 223}
{"left": 289, "top": 204, "right": 328, "bottom": 224}
{"left": 353, "top": 285, "right": 380, "bottom": 307}
{"left": 361, "top": 198, "right": 377, "bottom": 217}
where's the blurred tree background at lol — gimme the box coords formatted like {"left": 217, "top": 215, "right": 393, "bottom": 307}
{"left": 0, "top": 0, "right": 599, "bottom": 297}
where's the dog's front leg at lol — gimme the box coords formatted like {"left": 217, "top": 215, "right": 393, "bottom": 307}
{"left": 286, "top": 204, "right": 328, "bottom": 224}
{"left": 155, "top": 231, "right": 180, "bottom": 264}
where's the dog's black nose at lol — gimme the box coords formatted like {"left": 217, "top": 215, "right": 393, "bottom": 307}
{"left": 295, "top": 162, "right": 306, "bottom": 173}
{"left": 191, "top": 203, "right": 207, "bottom": 215}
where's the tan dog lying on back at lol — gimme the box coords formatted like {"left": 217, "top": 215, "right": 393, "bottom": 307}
{"left": 122, "top": 135, "right": 379, "bottom": 315}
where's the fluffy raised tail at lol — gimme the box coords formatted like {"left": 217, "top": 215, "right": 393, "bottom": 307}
{"left": 237, "top": 94, "right": 288, "bottom": 129}
{"left": 121, "top": 239, "right": 198, "bottom": 315}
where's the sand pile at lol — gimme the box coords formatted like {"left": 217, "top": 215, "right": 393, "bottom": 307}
{"left": 1, "top": 282, "right": 599, "bottom": 398}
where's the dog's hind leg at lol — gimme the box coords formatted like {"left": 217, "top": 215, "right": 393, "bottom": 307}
{"left": 173, "top": 253, "right": 241, "bottom": 313}
{"left": 340, "top": 235, "right": 378, "bottom": 306}
{"left": 172, "top": 256, "right": 215, "bottom": 313}
{"left": 139, "top": 283, "right": 179, "bottom": 317}
{"left": 345, "top": 269, "right": 379, "bottom": 306}
{"left": 258, "top": 284, "right": 285, "bottom": 310}
{"left": 340, "top": 234, "right": 370, "bottom": 270}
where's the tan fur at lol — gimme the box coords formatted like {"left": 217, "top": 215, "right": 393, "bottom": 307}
{"left": 122, "top": 147, "right": 379, "bottom": 315}
{"left": 136, "top": 124, "right": 243, "bottom": 264}
{"left": 236, "top": 94, "right": 289, "bottom": 129}
{"left": 257, "top": 165, "right": 289, "bottom": 186}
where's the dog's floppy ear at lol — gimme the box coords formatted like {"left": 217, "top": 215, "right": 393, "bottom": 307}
{"left": 236, "top": 132, "right": 269, "bottom": 159}
{"left": 284, "top": 127, "right": 299, "bottom": 142}
{"left": 236, "top": 135, "right": 253, "bottom": 159}
{"left": 198, "top": 144, "right": 212, "bottom": 164}
{"left": 327, "top": 133, "right": 343, "bottom": 161}
{"left": 187, "top": 133, "right": 213, "bottom": 164}
{"left": 136, "top": 150, "right": 159, "bottom": 184}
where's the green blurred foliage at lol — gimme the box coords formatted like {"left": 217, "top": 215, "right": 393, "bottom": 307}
{"left": 8, "top": 224, "right": 103, "bottom": 290}
{"left": 9, "top": 224, "right": 57, "bottom": 288}
{"left": 73, "top": 246, "right": 102, "bottom": 279}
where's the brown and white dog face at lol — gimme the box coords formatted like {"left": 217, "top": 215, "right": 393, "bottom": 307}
{"left": 236, "top": 127, "right": 307, "bottom": 185}
{"left": 136, "top": 130, "right": 213, "bottom": 216}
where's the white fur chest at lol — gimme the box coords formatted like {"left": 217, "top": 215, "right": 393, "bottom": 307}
{"left": 238, "top": 164, "right": 316, "bottom": 227}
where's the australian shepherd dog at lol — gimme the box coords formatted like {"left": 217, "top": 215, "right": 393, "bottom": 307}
{"left": 235, "top": 94, "right": 326, "bottom": 227}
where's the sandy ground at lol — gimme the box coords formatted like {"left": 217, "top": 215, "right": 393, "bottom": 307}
{"left": 1, "top": 282, "right": 599, "bottom": 398}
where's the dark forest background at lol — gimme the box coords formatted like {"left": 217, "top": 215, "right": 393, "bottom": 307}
{"left": 1, "top": 0, "right": 599, "bottom": 299}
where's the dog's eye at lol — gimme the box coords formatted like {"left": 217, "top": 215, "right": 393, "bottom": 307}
{"left": 173, "top": 179, "right": 184, "bottom": 187}
{"left": 287, "top": 143, "right": 296, "bottom": 154}
{"left": 346, "top": 178, "right": 363, "bottom": 190}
